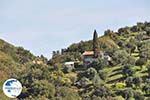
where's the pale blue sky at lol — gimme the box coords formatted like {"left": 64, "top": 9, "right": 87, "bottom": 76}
{"left": 0, "top": 0, "right": 150, "bottom": 58}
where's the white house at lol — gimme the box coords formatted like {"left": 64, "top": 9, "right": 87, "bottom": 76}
{"left": 64, "top": 61, "right": 75, "bottom": 69}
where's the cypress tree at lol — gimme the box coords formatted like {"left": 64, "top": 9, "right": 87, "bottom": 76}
{"left": 93, "top": 30, "right": 99, "bottom": 58}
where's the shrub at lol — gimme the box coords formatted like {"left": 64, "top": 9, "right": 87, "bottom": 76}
{"left": 132, "top": 77, "right": 142, "bottom": 88}
{"left": 122, "top": 64, "right": 134, "bottom": 77}
{"left": 147, "top": 64, "right": 150, "bottom": 76}
{"left": 134, "top": 92, "right": 144, "bottom": 100}
{"left": 122, "top": 89, "right": 134, "bottom": 100}
{"left": 98, "top": 70, "right": 107, "bottom": 81}
{"left": 56, "top": 86, "right": 81, "bottom": 100}
{"left": 135, "top": 57, "right": 147, "bottom": 68}
{"left": 93, "top": 86, "right": 112, "bottom": 97}
{"left": 63, "top": 65, "right": 73, "bottom": 73}
{"left": 115, "top": 82, "right": 126, "bottom": 89}
{"left": 143, "top": 84, "right": 150, "bottom": 95}
{"left": 125, "top": 77, "right": 134, "bottom": 87}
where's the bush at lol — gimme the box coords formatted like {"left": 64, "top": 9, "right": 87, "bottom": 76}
{"left": 56, "top": 86, "right": 81, "bottom": 100}
{"left": 143, "top": 84, "right": 150, "bottom": 95}
{"left": 132, "top": 77, "right": 142, "bottom": 88}
{"left": 18, "top": 80, "right": 55, "bottom": 99}
{"left": 122, "top": 89, "right": 134, "bottom": 100}
{"left": 112, "top": 50, "right": 129, "bottom": 65}
{"left": 135, "top": 57, "right": 147, "bottom": 68}
{"left": 115, "top": 82, "right": 126, "bottom": 89}
{"left": 98, "top": 70, "right": 107, "bottom": 81}
{"left": 78, "top": 77, "right": 91, "bottom": 87}
{"left": 93, "top": 86, "right": 112, "bottom": 97}
{"left": 125, "top": 77, "right": 134, "bottom": 87}
{"left": 31, "top": 80, "right": 55, "bottom": 98}
{"left": 63, "top": 65, "right": 73, "bottom": 73}
{"left": 147, "top": 64, "right": 150, "bottom": 76}
{"left": 122, "top": 64, "right": 134, "bottom": 77}
{"left": 134, "top": 92, "right": 144, "bottom": 100}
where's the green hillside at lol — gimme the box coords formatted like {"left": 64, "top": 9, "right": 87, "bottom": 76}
{"left": 0, "top": 39, "right": 36, "bottom": 99}
{"left": 49, "top": 22, "right": 150, "bottom": 100}
{"left": 0, "top": 22, "right": 150, "bottom": 100}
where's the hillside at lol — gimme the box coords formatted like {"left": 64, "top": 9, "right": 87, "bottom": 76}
{"left": 49, "top": 31, "right": 119, "bottom": 65}
{"left": 0, "top": 39, "right": 36, "bottom": 99}
{"left": 49, "top": 22, "right": 150, "bottom": 100}
{"left": 0, "top": 22, "right": 150, "bottom": 100}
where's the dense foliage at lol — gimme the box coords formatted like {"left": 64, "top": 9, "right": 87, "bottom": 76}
{"left": 0, "top": 22, "right": 150, "bottom": 100}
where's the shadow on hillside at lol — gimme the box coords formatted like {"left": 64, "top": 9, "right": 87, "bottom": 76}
{"left": 107, "top": 76, "right": 125, "bottom": 84}
{"left": 141, "top": 75, "right": 149, "bottom": 81}
{"left": 144, "top": 94, "right": 150, "bottom": 97}
{"left": 109, "top": 71, "right": 122, "bottom": 77}
{"left": 141, "top": 70, "right": 147, "bottom": 74}
{"left": 112, "top": 67, "right": 122, "bottom": 72}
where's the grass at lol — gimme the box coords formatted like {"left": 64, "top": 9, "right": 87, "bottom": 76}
{"left": 98, "top": 46, "right": 150, "bottom": 99}
{"left": 103, "top": 57, "right": 149, "bottom": 97}
{"left": 105, "top": 64, "right": 148, "bottom": 84}
{"left": 103, "top": 65, "right": 124, "bottom": 88}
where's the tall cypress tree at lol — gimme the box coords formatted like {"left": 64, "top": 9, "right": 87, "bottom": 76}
{"left": 93, "top": 30, "right": 99, "bottom": 58}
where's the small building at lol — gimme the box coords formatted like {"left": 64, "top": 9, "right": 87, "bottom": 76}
{"left": 64, "top": 61, "right": 75, "bottom": 69}
{"left": 82, "top": 51, "right": 96, "bottom": 67}
{"left": 82, "top": 51, "right": 111, "bottom": 67}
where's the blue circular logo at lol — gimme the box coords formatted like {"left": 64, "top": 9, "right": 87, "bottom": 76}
{"left": 3, "top": 78, "right": 22, "bottom": 98}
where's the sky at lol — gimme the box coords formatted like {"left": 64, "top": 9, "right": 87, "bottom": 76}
{"left": 0, "top": 0, "right": 150, "bottom": 58}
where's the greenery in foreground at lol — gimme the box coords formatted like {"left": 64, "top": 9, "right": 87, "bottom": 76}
{"left": 0, "top": 22, "right": 150, "bottom": 100}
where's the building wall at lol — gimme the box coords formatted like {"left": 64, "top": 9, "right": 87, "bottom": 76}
{"left": 83, "top": 56, "right": 96, "bottom": 67}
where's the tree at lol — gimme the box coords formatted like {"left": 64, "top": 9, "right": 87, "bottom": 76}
{"left": 89, "top": 58, "right": 108, "bottom": 71}
{"left": 125, "top": 39, "right": 136, "bottom": 55}
{"left": 52, "top": 51, "right": 57, "bottom": 57}
{"left": 93, "top": 86, "right": 112, "bottom": 97}
{"left": 122, "top": 89, "right": 134, "bottom": 100}
{"left": 98, "top": 70, "right": 107, "bottom": 81}
{"left": 133, "top": 77, "right": 142, "bottom": 88}
{"left": 78, "top": 77, "right": 91, "bottom": 88}
{"left": 86, "top": 67, "right": 98, "bottom": 80}
{"left": 147, "top": 64, "right": 150, "bottom": 76}
{"left": 63, "top": 65, "right": 73, "bottom": 73}
{"left": 92, "top": 72, "right": 101, "bottom": 86}
{"left": 79, "top": 67, "right": 102, "bottom": 86}
{"left": 134, "top": 92, "right": 144, "bottom": 100}
{"left": 143, "top": 84, "right": 150, "bottom": 95}
{"left": 40, "top": 55, "right": 48, "bottom": 63}
{"left": 112, "top": 50, "right": 129, "bottom": 65}
{"left": 145, "top": 26, "right": 150, "bottom": 36}
{"left": 30, "top": 80, "right": 55, "bottom": 98}
{"left": 131, "top": 25, "right": 140, "bottom": 32}
{"left": 135, "top": 57, "right": 147, "bottom": 69}
{"left": 125, "top": 77, "right": 134, "bottom": 87}
{"left": 56, "top": 86, "right": 81, "bottom": 100}
{"left": 118, "top": 27, "right": 130, "bottom": 35}
{"left": 122, "top": 64, "right": 134, "bottom": 77}
{"left": 125, "top": 56, "right": 136, "bottom": 65}
{"left": 135, "top": 33, "right": 144, "bottom": 42}
{"left": 93, "top": 30, "right": 99, "bottom": 58}
{"left": 88, "top": 61, "right": 99, "bottom": 70}
{"left": 104, "top": 29, "right": 113, "bottom": 36}
{"left": 16, "top": 47, "right": 34, "bottom": 64}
